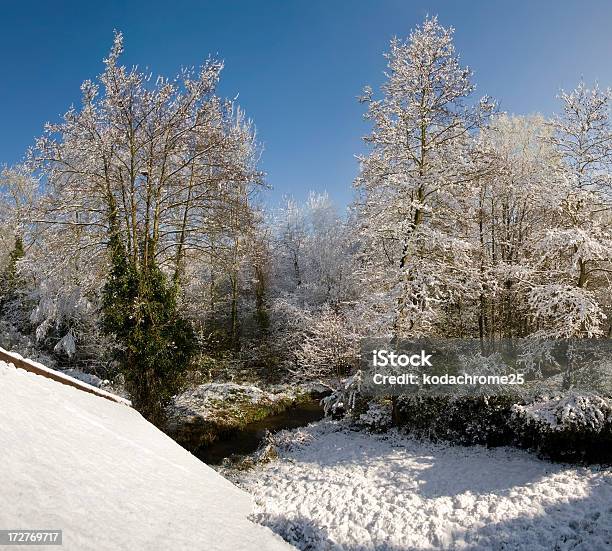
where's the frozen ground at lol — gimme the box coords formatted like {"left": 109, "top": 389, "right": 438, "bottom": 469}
{"left": 0, "top": 360, "right": 292, "bottom": 551}
{"left": 237, "top": 420, "right": 612, "bottom": 551}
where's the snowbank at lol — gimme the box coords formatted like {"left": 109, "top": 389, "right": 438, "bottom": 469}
{"left": 238, "top": 420, "right": 612, "bottom": 550}
{"left": 0, "top": 360, "right": 293, "bottom": 551}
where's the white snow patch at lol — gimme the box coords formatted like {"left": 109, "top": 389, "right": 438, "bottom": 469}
{"left": 0, "top": 361, "right": 294, "bottom": 551}
{"left": 61, "top": 368, "right": 104, "bottom": 388}
{"left": 238, "top": 420, "right": 612, "bottom": 550}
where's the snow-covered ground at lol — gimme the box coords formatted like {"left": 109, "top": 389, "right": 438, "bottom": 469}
{"left": 237, "top": 421, "right": 612, "bottom": 551}
{"left": 0, "top": 360, "right": 293, "bottom": 551}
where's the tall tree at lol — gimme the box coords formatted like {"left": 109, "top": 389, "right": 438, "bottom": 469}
{"left": 528, "top": 83, "right": 612, "bottom": 339}
{"left": 355, "top": 16, "right": 494, "bottom": 338}
{"left": 470, "top": 114, "right": 560, "bottom": 341}
{"left": 33, "top": 33, "right": 262, "bottom": 423}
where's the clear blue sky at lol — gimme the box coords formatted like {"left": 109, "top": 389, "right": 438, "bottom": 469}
{"left": 2, "top": 1, "right": 612, "bottom": 208}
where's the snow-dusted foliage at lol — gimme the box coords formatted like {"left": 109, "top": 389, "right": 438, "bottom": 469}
{"left": 248, "top": 192, "right": 361, "bottom": 380}
{"left": 393, "top": 391, "right": 612, "bottom": 461}
{"left": 0, "top": 165, "right": 36, "bottom": 309}
{"left": 395, "top": 394, "right": 519, "bottom": 446}
{"left": 272, "top": 192, "right": 357, "bottom": 307}
{"left": 355, "top": 16, "right": 494, "bottom": 338}
{"left": 26, "top": 232, "right": 105, "bottom": 354}
{"left": 321, "top": 371, "right": 362, "bottom": 416}
{"left": 32, "top": 31, "right": 261, "bottom": 277}
{"left": 510, "top": 393, "right": 612, "bottom": 461}
{"left": 355, "top": 400, "right": 393, "bottom": 431}
{"left": 0, "top": 167, "right": 107, "bottom": 366}
{"left": 526, "top": 284, "right": 605, "bottom": 338}
{"left": 294, "top": 304, "right": 359, "bottom": 378}
{"left": 512, "top": 393, "right": 612, "bottom": 434}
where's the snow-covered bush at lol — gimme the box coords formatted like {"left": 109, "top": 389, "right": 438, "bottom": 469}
{"left": 394, "top": 394, "right": 519, "bottom": 446}
{"left": 510, "top": 393, "right": 612, "bottom": 461}
{"left": 512, "top": 393, "right": 612, "bottom": 432}
{"left": 321, "top": 371, "right": 362, "bottom": 417}
{"left": 0, "top": 320, "right": 56, "bottom": 367}
{"left": 355, "top": 400, "right": 393, "bottom": 432}
{"left": 394, "top": 391, "right": 612, "bottom": 462}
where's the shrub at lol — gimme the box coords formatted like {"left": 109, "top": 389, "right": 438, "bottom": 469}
{"left": 394, "top": 394, "right": 520, "bottom": 447}
{"left": 355, "top": 400, "right": 393, "bottom": 432}
{"left": 392, "top": 391, "right": 612, "bottom": 463}
{"left": 102, "top": 240, "right": 196, "bottom": 426}
{"left": 321, "top": 371, "right": 362, "bottom": 417}
{"left": 510, "top": 393, "right": 612, "bottom": 462}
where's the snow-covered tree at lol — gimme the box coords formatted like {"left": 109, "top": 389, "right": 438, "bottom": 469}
{"left": 468, "top": 114, "right": 561, "bottom": 340}
{"left": 528, "top": 83, "right": 612, "bottom": 339}
{"left": 33, "top": 32, "right": 260, "bottom": 281}
{"left": 355, "top": 16, "right": 495, "bottom": 338}
{"left": 30, "top": 32, "right": 262, "bottom": 423}
{"left": 0, "top": 167, "right": 37, "bottom": 342}
{"left": 294, "top": 304, "right": 359, "bottom": 379}
{"left": 273, "top": 197, "right": 308, "bottom": 296}
{"left": 0, "top": 165, "right": 37, "bottom": 283}
{"left": 264, "top": 193, "right": 359, "bottom": 378}
{"left": 272, "top": 192, "right": 356, "bottom": 308}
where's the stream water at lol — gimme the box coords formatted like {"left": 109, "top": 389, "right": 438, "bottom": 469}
{"left": 195, "top": 399, "right": 325, "bottom": 464}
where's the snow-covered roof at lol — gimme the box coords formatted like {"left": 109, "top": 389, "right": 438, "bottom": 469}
{"left": 0, "top": 360, "right": 293, "bottom": 551}
{"left": 0, "top": 346, "right": 131, "bottom": 406}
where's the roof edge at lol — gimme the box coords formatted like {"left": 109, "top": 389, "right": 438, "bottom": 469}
{"left": 0, "top": 346, "right": 132, "bottom": 407}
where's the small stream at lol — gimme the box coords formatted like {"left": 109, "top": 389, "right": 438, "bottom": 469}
{"left": 195, "top": 399, "right": 325, "bottom": 464}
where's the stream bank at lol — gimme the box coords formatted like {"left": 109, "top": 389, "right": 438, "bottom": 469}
{"left": 195, "top": 399, "right": 324, "bottom": 464}
{"left": 165, "top": 382, "right": 329, "bottom": 456}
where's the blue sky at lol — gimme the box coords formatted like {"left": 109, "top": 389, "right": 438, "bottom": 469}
{"left": 2, "top": 1, "right": 612, "bottom": 208}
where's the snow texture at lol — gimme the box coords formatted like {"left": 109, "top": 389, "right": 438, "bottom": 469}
{"left": 238, "top": 420, "right": 612, "bottom": 550}
{"left": 0, "top": 361, "right": 293, "bottom": 551}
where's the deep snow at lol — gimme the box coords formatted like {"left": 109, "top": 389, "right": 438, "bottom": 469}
{"left": 237, "top": 420, "right": 612, "bottom": 551}
{"left": 0, "top": 360, "right": 293, "bottom": 551}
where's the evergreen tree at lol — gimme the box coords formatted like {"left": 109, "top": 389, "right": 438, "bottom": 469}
{"left": 0, "top": 236, "right": 25, "bottom": 311}
{"left": 102, "top": 235, "right": 196, "bottom": 425}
